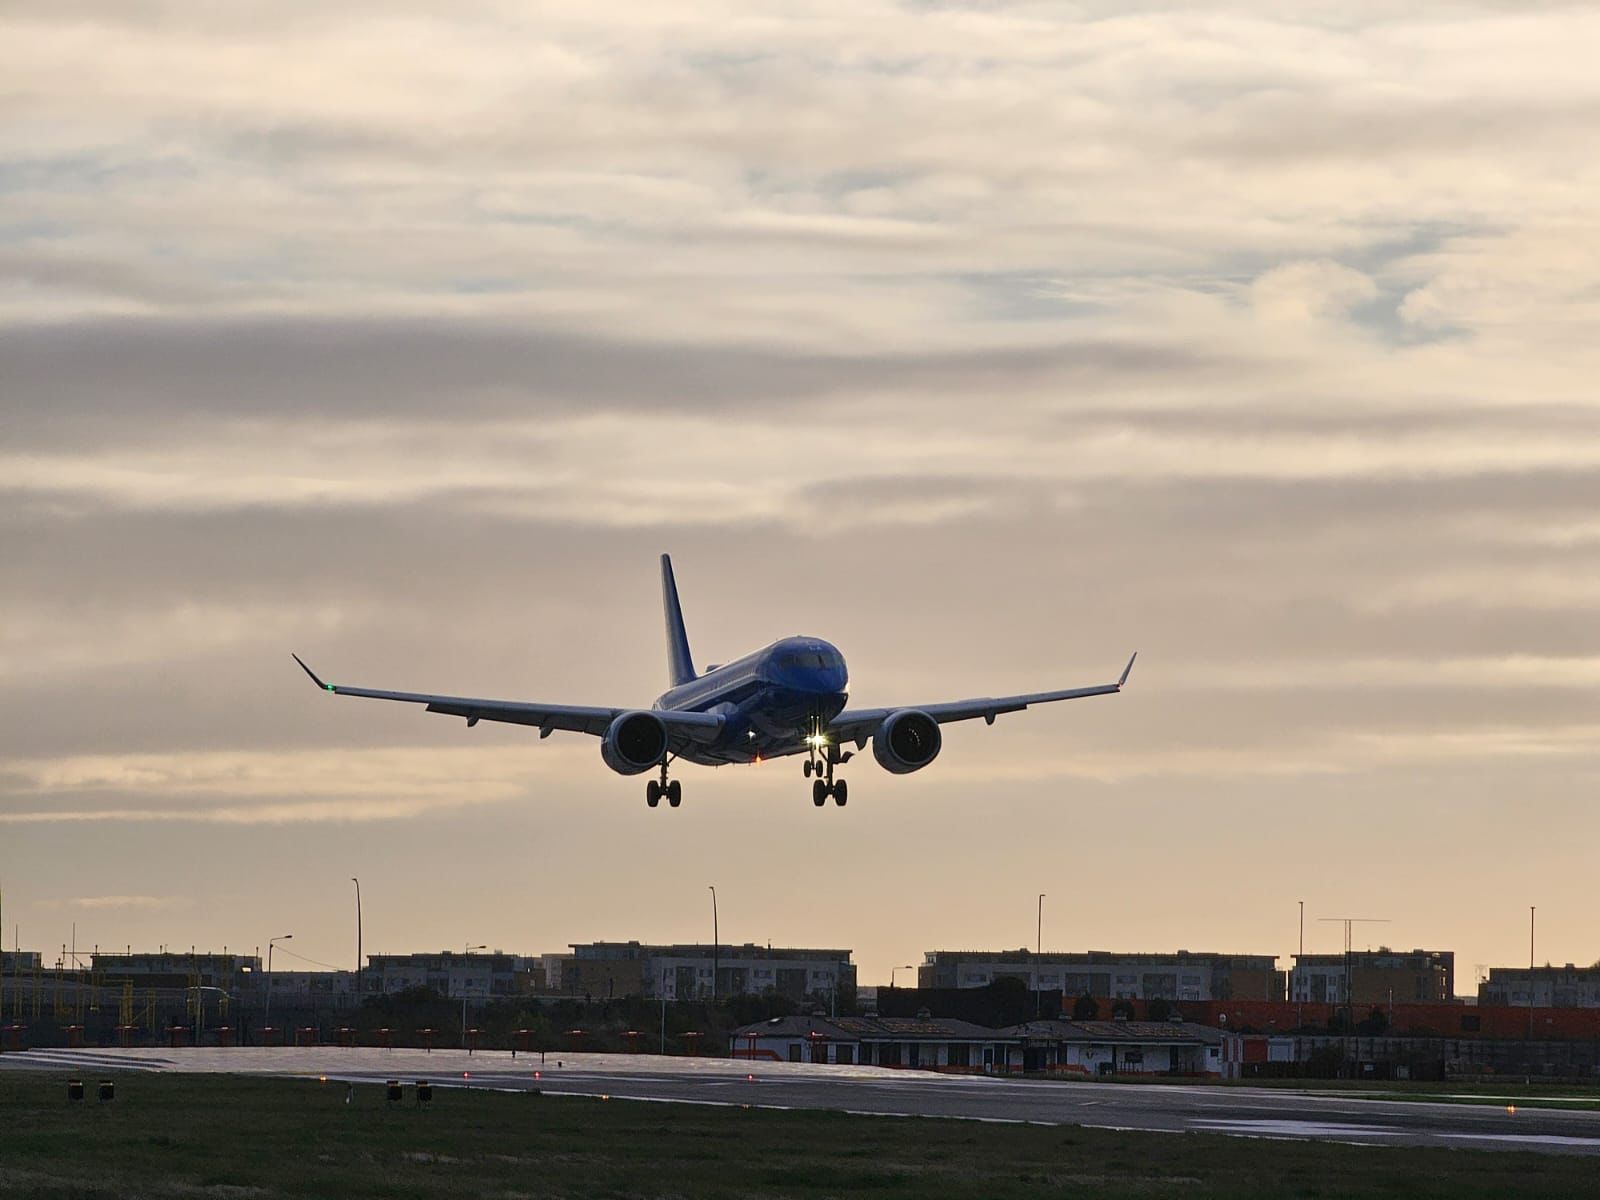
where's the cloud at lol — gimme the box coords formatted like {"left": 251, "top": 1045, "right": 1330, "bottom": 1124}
{"left": 68, "top": 895, "right": 180, "bottom": 910}
{"left": 0, "top": 745, "right": 577, "bottom": 824}
{"left": 1251, "top": 259, "right": 1378, "bottom": 323}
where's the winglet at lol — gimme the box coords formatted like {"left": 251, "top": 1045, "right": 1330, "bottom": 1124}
{"left": 291, "top": 653, "right": 336, "bottom": 693}
{"left": 1118, "top": 652, "right": 1137, "bottom": 688}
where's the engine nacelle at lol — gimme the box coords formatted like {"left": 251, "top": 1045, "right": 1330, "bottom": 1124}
{"left": 872, "top": 709, "right": 942, "bottom": 774}
{"left": 600, "top": 711, "right": 669, "bottom": 775}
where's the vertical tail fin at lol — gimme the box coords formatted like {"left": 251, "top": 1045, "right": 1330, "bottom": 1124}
{"left": 660, "top": 554, "right": 697, "bottom": 687}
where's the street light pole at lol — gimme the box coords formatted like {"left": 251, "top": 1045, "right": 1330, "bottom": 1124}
{"left": 1036, "top": 893, "right": 1046, "bottom": 1017}
{"left": 351, "top": 878, "right": 362, "bottom": 1008}
{"left": 1528, "top": 906, "right": 1536, "bottom": 1057}
{"left": 1296, "top": 900, "right": 1304, "bottom": 1029}
{"left": 708, "top": 886, "right": 718, "bottom": 1003}
{"left": 890, "top": 964, "right": 913, "bottom": 989}
{"left": 264, "top": 934, "right": 292, "bottom": 1032}
{"left": 188, "top": 992, "right": 230, "bottom": 1049}
{"left": 461, "top": 942, "right": 487, "bottom": 1047}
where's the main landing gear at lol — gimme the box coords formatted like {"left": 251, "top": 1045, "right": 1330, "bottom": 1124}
{"left": 812, "top": 777, "right": 847, "bottom": 807}
{"left": 805, "top": 739, "right": 851, "bottom": 807}
{"left": 645, "top": 759, "right": 681, "bottom": 809}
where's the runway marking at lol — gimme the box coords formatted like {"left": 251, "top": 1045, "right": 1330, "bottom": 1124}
{"left": 1440, "top": 1133, "right": 1600, "bottom": 1148}
{"left": 1193, "top": 1120, "right": 1407, "bottom": 1139}
{"left": 0, "top": 1050, "right": 174, "bottom": 1072}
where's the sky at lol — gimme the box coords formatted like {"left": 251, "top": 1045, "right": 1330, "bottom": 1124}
{"left": 3, "top": 2, "right": 1599, "bottom": 990}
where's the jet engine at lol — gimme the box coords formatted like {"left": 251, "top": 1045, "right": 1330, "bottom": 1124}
{"left": 600, "top": 711, "right": 669, "bottom": 775}
{"left": 872, "top": 709, "right": 942, "bottom": 774}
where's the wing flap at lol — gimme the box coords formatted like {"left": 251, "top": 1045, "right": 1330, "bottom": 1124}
{"left": 826, "top": 654, "right": 1135, "bottom": 745}
{"left": 292, "top": 655, "right": 723, "bottom": 743}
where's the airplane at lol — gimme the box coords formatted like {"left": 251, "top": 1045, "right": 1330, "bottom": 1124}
{"left": 293, "top": 554, "right": 1134, "bottom": 809}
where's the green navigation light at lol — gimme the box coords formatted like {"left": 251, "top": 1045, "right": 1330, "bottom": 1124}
{"left": 325, "top": 684, "right": 336, "bottom": 692}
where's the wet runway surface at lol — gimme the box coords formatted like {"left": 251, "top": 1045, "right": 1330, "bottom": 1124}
{"left": 7, "top": 1047, "right": 1600, "bottom": 1155}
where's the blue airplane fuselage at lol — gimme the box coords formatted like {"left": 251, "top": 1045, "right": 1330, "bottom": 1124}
{"left": 654, "top": 636, "right": 848, "bottom": 765}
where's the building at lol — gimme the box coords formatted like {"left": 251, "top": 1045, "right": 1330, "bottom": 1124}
{"left": 91, "top": 951, "right": 261, "bottom": 991}
{"left": 1480, "top": 964, "right": 1600, "bottom": 1008}
{"left": 1290, "top": 949, "right": 1454, "bottom": 1006}
{"left": 1000, "top": 1019, "right": 1231, "bottom": 1077}
{"left": 564, "top": 943, "right": 649, "bottom": 1000}
{"left": 259, "top": 969, "right": 359, "bottom": 1005}
{"left": 732, "top": 1014, "right": 1005, "bottom": 1069}
{"left": 567, "top": 942, "right": 855, "bottom": 1002}
{"left": 534, "top": 953, "right": 572, "bottom": 993}
{"left": 919, "top": 950, "right": 1283, "bottom": 1001}
{"left": 365, "top": 951, "right": 525, "bottom": 1000}
{"left": 1, "top": 950, "right": 42, "bottom": 973}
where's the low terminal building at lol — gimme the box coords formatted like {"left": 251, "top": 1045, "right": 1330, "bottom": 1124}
{"left": 1001, "top": 1019, "right": 1231, "bottom": 1077}
{"left": 918, "top": 949, "right": 1283, "bottom": 1001}
{"left": 731, "top": 1014, "right": 1005, "bottom": 1069}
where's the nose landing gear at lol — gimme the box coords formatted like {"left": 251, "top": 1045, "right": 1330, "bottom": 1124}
{"left": 805, "top": 735, "right": 851, "bottom": 807}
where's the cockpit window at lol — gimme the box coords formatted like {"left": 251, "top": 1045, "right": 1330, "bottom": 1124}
{"left": 781, "top": 651, "right": 832, "bottom": 669}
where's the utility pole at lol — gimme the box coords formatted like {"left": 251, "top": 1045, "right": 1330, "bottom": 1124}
{"left": 659, "top": 967, "right": 668, "bottom": 1056}
{"left": 1317, "top": 917, "right": 1389, "bottom": 1038}
{"left": 708, "top": 886, "right": 718, "bottom": 1003}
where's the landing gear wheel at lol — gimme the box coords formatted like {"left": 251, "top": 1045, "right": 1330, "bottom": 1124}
{"left": 803, "top": 759, "right": 813, "bottom": 778}
{"left": 646, "top": 780, "right": 661, "bottom": 808}
{"left": 667, "top": 780, "right": 682, "bottom": 808}
{"left": 812, "top": 779, "right": 828, "bottom": 807}
{"left": 832, "top": 779, "right": 848, "bottom": 806}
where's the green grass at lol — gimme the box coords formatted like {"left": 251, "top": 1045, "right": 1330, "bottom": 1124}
{"left": 0, "top": 1071, "right": 1595, "bottom": 1198}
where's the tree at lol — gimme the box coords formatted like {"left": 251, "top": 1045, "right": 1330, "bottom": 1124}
{"left": 1146, "top": 996, "right": 1172, "bottom": 1022}
{"left": 984, "top": 976, "right": 1032, "bottom": 1027}
{"left": 1072, "top": 994, "right": 1100, "bottom": 1021}
{"left": 1356, "top": 1006, "right": 1389, "bottom": 1036}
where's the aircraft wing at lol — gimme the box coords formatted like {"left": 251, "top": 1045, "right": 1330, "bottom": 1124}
{"left": 291, "top": 655, "right": 724, "bottom": 744}
{"left": 826, "top": 653, "right": 1136, "bottom": 746}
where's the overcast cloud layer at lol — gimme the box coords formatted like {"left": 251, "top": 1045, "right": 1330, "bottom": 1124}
{"left": 3, "top": 2, "right": 1598, "bottom": 984}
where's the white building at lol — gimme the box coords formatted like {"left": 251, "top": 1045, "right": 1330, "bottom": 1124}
{"left": 732, "top": 1014, "right": 1004, "bottom": 1069}
{"left": 919, "top": 950, "right": 1282, "bottom": 1001}
{"left": 1481, "top": 965, "right": 1600, "bottom": 1008}
{"left": 567, "top": 941, "right": 855, "bottom": 1002}
{"left": 1001, "top": 1019, "right": 1232, "bottom": 1077}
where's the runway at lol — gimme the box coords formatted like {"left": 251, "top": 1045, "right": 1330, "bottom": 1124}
{"left": 6, "top": 1047, "right": 1600, "bottom": 1155}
